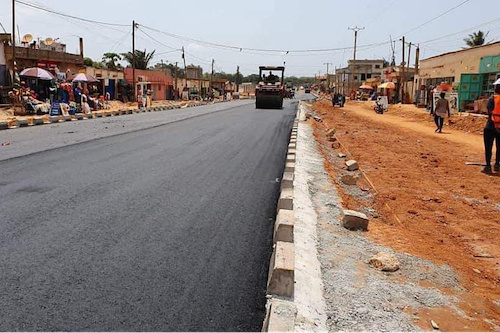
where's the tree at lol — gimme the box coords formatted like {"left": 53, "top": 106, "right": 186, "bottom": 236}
{"left": 464, "top": 30, "right": 488, "bottom": 48}
{"left": 121, "top": 49, "right": 155, "bottom": 70}
{"left": 102, "top": 52, "right": 122, "bottom": 70}
{"left": 83, "top": 57, "right": 94, "bottom": 67}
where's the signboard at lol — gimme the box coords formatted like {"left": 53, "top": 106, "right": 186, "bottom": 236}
{"left": 433, "top": 92, "right": 459, "bottom": 114}
{"left": 50, "top": 101, "right": 61, "bottom": 116}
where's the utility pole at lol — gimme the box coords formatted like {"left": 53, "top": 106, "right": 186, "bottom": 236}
{"left": 348, "top": 26, "right": 364, "bottom": 94}
{"left": 132, "top": 20, "right": 136, "bottom": 101}
{"left": 413, "top": 45, "right": 420, "bottom": 104}
{"left": 182, "top": 46, "right": 187, "bottom": 96}
{"left": 236, "top": 65, "right": 240, "bottom": 94}
{"left": 406, "top": 42, "right": 412, "bottom": 104}
{"left": 401, "top": 36, "right": 405, "bottom": 104}
{"left": 174, "top": 61, "right": 178, "bottom": 100}
{"left": 323, "top": 62, "right": 333, "bottom": 91}
{"left": 210, "top": 58, "right": 214, "bottom": 93}
{"left": 11, "top": 0, "right": 16, "bottom": 82}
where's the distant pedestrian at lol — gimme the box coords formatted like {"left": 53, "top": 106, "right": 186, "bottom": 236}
{"left": 482, "top": 82, "right": 500, "bottom": 174}
{"left": 332, "top": 93, "right": 339, "bottom": 108}
{"left": 434, "top": 92, "right": 450, "bottom": 133}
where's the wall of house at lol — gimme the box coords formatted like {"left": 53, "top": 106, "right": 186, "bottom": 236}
{"left": 419, "top": 42, "right": 500, "bottom": 83}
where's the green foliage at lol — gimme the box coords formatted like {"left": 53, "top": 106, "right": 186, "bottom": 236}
{"left": 121, "top": 49, "right": 156, "bottom": 70}
{"left": 464, "top": 30, "right": 488, "bottom": 48}
{"left": 102, "top": 52, "right": 122, "bottom": 70}
{"left": 83, "top": 57, "right": 94, "bottom": 67}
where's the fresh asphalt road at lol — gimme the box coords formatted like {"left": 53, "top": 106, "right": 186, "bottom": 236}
{"left": 0, "top": 96, "right": 306, "bottom": 331}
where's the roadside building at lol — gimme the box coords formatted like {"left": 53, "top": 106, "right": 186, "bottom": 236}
{"left": 85, "top": 67, "right": 124, "bottom": 100}
{"left": 2, "top": 34, "right": 84, "bottom": 79}
{"left": 123, "top": 68, "right": 174, "bottom": 100}
{"left": 334, "top": 59, "right": 385, "bottom": 95}
{"left": 416, "top": 41, "right": 500, "bottom": 110}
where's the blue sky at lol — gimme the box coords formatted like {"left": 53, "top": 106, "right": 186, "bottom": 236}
{"left": 1, "top": 0, "right": 499, "bottom": 76}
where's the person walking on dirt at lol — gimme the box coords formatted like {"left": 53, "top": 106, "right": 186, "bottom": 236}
{"left": 434, "top": 92, "right": 450, "bottom": 133}
{"left": 482, "top": 82, "right": 500, "bottom": 174}
{"left": 332, "top": 93, "right": 339, "bottom": 108}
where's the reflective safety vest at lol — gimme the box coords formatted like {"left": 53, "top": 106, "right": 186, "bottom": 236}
{"left": 493, "top": 95, "right": 500, "bottom": 129}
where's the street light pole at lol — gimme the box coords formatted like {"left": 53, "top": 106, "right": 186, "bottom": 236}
{"left": 348, "top": 26, "right": 364, "bottom": 95}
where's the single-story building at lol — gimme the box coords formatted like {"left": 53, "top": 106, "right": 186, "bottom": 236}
{"left": 123, "top": 68, "right": 174, "bottom": 100}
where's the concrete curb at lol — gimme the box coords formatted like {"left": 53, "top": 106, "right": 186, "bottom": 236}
{"left": 263, "top": 115, "right": 299, "bottom": 331}
{"left": 0, "top": 99, "right": 240, "bottom": 132}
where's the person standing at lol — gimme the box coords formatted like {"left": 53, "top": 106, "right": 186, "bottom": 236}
{"left": 434, "top": 92, "right": 450, "bottom": 133}
{"left": 482, "top": 82, "right": 500, "bottom": 174}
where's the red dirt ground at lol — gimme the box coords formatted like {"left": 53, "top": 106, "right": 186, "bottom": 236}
{"left": 310, "top": 99, "right": 500, "bottom": 331}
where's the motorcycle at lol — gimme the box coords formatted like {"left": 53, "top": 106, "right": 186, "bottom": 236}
{"left": 374, "top": 101, "right": 385, "bottom": 114}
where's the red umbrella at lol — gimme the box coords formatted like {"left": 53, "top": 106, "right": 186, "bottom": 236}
{"left": 19, "top": 67, "right": 55, "bottom": 80}
{"left": 359, "top": 84, "right": 374, "bottom": 90}
{"left": 70, "top": 73, "right": 99, "bottom": 83}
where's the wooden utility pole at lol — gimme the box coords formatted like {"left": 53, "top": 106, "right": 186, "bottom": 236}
{"left": 406, "top": 42, "right": 412, "bottom": 104}
{"left": 132, "top": 20, "right": 136, "bottom": 101}
{"left": 174, "top": 61, "right": 178, "bottom": 100}
{"left": 236, "top": 65, "right": 240, "bottom": 94}
{"left": 413, "top": 46, "right": 420, "bottom": 104}
{"left": 210, "top": 58, "right": 214, "bottom": 93}
{"left": 11, "top": 0, "right": 16, "bottom": 81}
{"left": 348, "top": 26, "right": 364, "bottom": 94}
{"left": 323, "top": 62, "right": 333, "bottom": 91}
{"left": 182, "top": 46, "right": 187, "bottom": 96}
{"left": 401, "top": 36, "right": 405, "bottom": 104}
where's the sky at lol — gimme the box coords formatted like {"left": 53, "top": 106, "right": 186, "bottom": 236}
{"left": 1, "top": 0, "right": 499, "bottom": 77}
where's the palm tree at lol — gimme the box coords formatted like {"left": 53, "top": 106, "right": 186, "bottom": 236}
{"left": 464, "top": 30, "right": 488, "bottom": 48}
{"left": 102, "top": 52, "right": 122, "bottom": 70}
{"left": 121, "top": 49, "right": 155, "bottom": 70}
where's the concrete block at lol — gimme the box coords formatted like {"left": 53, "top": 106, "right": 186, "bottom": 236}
{"left": 75, "top": 114, "right": 84, "bottom": 120}
{"left": 8, "top": 119, "right": 19, "bottom": 128}
{"left": 127, "top": 109, "right": 134, "bottom": 114}
{"left": 290, "top": 135, "right": 297, "bottom": 140}
{"left": 267, "top": 242, "right": 294, "bottom": 297}
{"left": 262, "top": 299, "right": 296, "bottom": 332}
{"left": 288, "top": 143, "right": 296, "bottom": 149}
{"left": 85, "top": 113, "right": 93, "bottom": 119}
{"left": 0, "top": 121, "right": 8, "bottom": 130}
{"left": 18, "top": 119, "right": 28, "bottom": 127}
{"left": 49, "top": 116, "right": 59, "bottom": 123}
{"left": 274, "top": 209, "right": 294, "bottom": 243}
{"left": 338, "top": 153, "right": 346, "bottom": 158}
{"left": 341, "top": 210, "right": 369, "bottom": 231}
{"left": 346, "top": 159, "right": 359, "bottom": 171}
{"left": 63, "top": 115, "right": 72, "bottom": 121}
{"left": 95, "top": 112, "right": 103, "bottom": 117}
{"left": 288, "top": 149, "right": 296, "bottom": 156}
{"left": 277, "top": 188, "right": 293, "bottom": 211}
{"left": 111, "top": 110, "right": 119, "bottom": 116}
{"left": 32, "top": 117, "right": 44, "bottom": 125}
{"left": 280, "top": 171, "right": 294, "bottom": 190}
{"left": 286, "top": 154, "right": 295, "bottom": 162}
{"left": 284, "top": 162, "right": 295, "bottom": 173}
{"left": 104, "top": 111, "right": 112, "bottom": 117}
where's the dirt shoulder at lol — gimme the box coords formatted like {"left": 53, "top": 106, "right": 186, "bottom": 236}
{"left": 309, "top": 99, "right": 500, "bottom": 331}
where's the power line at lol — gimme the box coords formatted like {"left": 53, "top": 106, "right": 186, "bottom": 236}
{"left": 15, "top": 0, "right": 129, "bottom": 27}
{"left": 400, "top": 0, "right": 472, "bottom": 36}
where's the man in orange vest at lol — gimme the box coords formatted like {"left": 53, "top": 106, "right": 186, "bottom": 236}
{"left": 483, "top": 81, "right": 500, "bottom": 174}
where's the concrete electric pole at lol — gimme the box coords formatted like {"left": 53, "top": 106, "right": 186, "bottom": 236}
{"left": 348, "top": 26, "right": 364, "bottom": 94}
{"left": 12, "top": 0, "right": 15, "bottom": 81}
{"left": 132, "top": 20, "right": 136, "bottom": 101}
{"left": 323, "top": 62, "right": 333, "bottom": 91}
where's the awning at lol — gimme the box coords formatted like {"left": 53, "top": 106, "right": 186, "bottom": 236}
{"left": 378, "top": 82, "right": 396, "bottom": 89}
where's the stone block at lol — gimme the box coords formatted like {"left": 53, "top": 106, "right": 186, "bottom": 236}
{"left": 280, "top": 171, "right": 294, "bottom": 190}
{"left": 341, "top": 210, "right": 369, "bottom": 231}
{"left": 277, "top": 188, "right": 293, "bottom": 211}
{"left": 369, "top": 252, "right": 400, "bottom": 272}
{"left": 18, "top": 119, "right": 28, "bottom": 127}
{"left": 346, "top": 159, "right": 359, "bottom": 171}
{"left": 284, "top": 162, "right": 295, "bottom": 173}
{"left": 341, "top": 174, "right": 359, "bottom": 185}
{"left": 262, "top": 299, "right": 296, "bottom": 332}
{"left": 267, "top": 242, "right": 294, "bottom": 297}
{"left": 274, "top": 209, "right": 294, "bottom": 243}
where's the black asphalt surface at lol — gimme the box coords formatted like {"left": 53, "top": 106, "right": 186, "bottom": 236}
{"left": 0, "top": 98, "right": 300, "bottom": 331}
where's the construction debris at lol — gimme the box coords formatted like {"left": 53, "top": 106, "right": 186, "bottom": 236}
{"left": 341, "top": 209, "right": 369, "bottom": 231}
{"left": 345, "top": 159, "right": 359, "bottom": 171}
{"left": 369, "top": 252, "right": 400, "bottom": 272}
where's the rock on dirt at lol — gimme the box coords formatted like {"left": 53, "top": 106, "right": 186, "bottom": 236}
{"left": 326, "top": 128, "right": 336, "bottom": 137}
{"left": 341, "top": 209, "right": 369, "bottom": 231}
{"left": 369, "top": 252, "right": 400, "bottom": 272}
{"left": 341, "top": 174, "right": 359, "bottom": 185}
{"left": 346, "top": 159, "right": 359, "bottom": 171}
{"left": 338, "top": 153, "right": 346, "bottom": 158}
